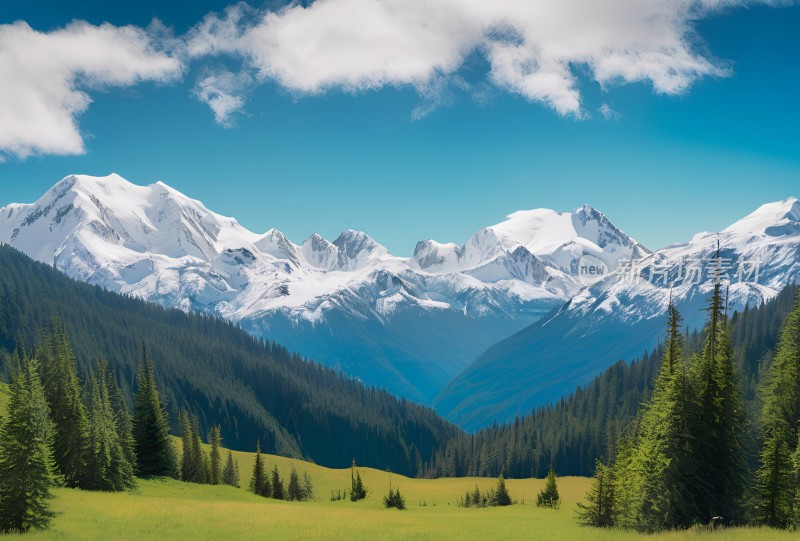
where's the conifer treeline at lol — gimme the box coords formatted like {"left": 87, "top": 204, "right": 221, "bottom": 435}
{"left": 0, "top": 327, "right": 177, "bottom": 532}
{"left": 424, "top": 284, "right": 799, "bottom": 479}
{"left": 577, "top": 281, "right": 800, "bottom": 531}
{"left": 0, "top": 244, "right": 459, "bottom": 476}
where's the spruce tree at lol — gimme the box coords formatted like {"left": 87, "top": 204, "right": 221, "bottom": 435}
{"left": 106, "top": 370, "right": 136, "bottom": 476}
{"left": 222, "top": 451, "right": 240, "bottom": 487}
{"left": 302, "top": 470, "right": 314, "bottom": 501}
{"left": 692, "top": 280, "right": 748, "bottom": 524}
{"left": 249, "top": 441, "right": 270, "bottom": 497}
{"left": 85, "top": 362, "right": 135, "bottom": 491}
{"left": 536, "top": 466, "right": 560, "bottom": 508}
{"left": 0, "top": 357, "right": 55, "bottom": 533}
{"left": 39, "top": 324, "right": 90, "bottom": 488}
{"left": 577, "top": 460, "right": 615, "bottom": 528}
{"left": 190, "top": 415, "right": 207, "bottom": 484}
{"left": 271, "top": 464, "right": 285, "bottom": 500}
{"left": 132, "top": 345, "right": 177, "bottom": 477}
{"left": 754, "top": 291, "right": 800, "bottom": 527}
{"left": 179, "top": 410, "right": 194, "bottom": 482}
{"left": 209, "top": 425, "right": 222, "bottom": 485}
{"left": 494, "top": 474, "right": 512, "bottom": 506}
{"left": 623, "top": 301, "right": 700, "bottom": 531}
{"left": 287, "top": 465, "right": 302, "bottom": 501}
{"left": 350, "top": 459, "right": 368, "bottom": 501}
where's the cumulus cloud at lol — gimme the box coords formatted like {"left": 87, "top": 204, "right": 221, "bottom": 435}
{"left": 187, "top": 0, "right": 784, "bottom": 117}
{"left": 192, "top": 68, "right": 253, "bottom": 126}
{"left": 0, "top": 20, "right": 181, "bottom": 159}
{"left": 0, "top": 1, "right": 793, "bottom": 158}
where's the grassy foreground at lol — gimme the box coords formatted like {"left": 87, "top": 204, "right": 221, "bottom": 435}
{"left": 3, "top": 444, "right": 793, "bottom": 540}
{"left": 0, "top": 382, "right": 792, "bottom": 540}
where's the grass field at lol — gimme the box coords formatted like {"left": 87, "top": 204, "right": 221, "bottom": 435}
{"left": 0, "top": 382, "right": 794, "bottom": 540}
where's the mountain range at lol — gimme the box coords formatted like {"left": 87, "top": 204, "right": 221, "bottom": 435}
{"left": 1, "top": 174, "right": 798, "bottom": 429}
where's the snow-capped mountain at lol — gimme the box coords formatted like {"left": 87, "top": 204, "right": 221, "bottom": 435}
{"left": 0, "top": 173, "right": 646, "bottom": 403}
{"left": 436, "top": 197, "right": 800, "bottom": 430}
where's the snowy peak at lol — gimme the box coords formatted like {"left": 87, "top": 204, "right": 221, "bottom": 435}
{"left": 723, "top": 197, "right": 800, "bottom": 238}
{"left": 332, "top": 229, "right": 388, "bottom": 270}
{"left": 412, "top": 203, "right": 647, "bottom": 287}
{"left": 301, "top": 233, "right": 338, "bottom": 270}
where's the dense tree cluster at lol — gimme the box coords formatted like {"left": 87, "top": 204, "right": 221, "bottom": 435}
{"left": 578, "top": 279, "right": 800, "bottom": 532}
{"left": 0, "top": 328, "right": 174, "bottom": 532}
{"left": 0, "top": 244, "right": 460, "bottom": 476}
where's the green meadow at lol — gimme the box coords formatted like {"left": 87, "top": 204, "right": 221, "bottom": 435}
{"left": 0, "top": 381, "right": 792, "bottom": 540}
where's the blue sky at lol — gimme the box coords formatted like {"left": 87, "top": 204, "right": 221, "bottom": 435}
{"left": 0, "top": 1, "right": 798, "bottom": 255}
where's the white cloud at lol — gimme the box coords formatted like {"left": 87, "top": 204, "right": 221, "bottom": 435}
{"left": 192, "top": 68, "right": 252, "bottom": 127}
{"left": 0, "top": 20, "right": 181, "bottom": 159}
{"left": 187, "top": 0, "right": 785, "bottom": 118}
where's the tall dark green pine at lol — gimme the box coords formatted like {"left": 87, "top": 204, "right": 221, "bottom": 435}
{"left": 271, "top": 464, "right": 285, "bottom": 500}
{"left": 754, "top": 291, "right": 800, "bottom": 527}
{"left": 577, "top": 460, "right": 615, "bottom": 528}
{"left": 179, "top": 410, "right": 197, "bottom": 483}
{"left": 628, "top": 301, "right": 701, "bottom": 531}
{"left": 222, "top": 451, "right": 240, "bottom": 487}
{"left": 190, "top": 414, "right": 207, "bottom": 484}
{"left": 106, "top": 369, "right": 137, "bottom": 476}
{"left": 40, "top": 325, "right": 90, "bottom": 488}
{"left": 692, "top": 279, "right": 748, "bottom": 523}
{"left": 209, "top": 425, "right": 222, "bottom": 485}
{"left": 85, "top": 362, "right": 136, "bottom": 491}
{"left": 132, "top": 345, "right": 177, "bottom": 477}
{"left": 0, "top": 357, "right": 55, "bottom": 533}
{"left": 287, "top": 465, "right": 302, "bottom": 501}
{"left": 249, "top": 441, "right": 270, "bottom": 497}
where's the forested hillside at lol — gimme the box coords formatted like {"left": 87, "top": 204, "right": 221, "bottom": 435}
{"left": 0, "top": 244, "right": 459, "bottom": 475}
{"left": 424, "top": 284, "right": 799, "bottom": 478}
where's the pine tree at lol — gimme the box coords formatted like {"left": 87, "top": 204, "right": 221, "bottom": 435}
{"left": 106, "top": 370, "right": 136, "bottom": 476}
{"left": 249, "top": 441, "right": 270, "bottom": 497}
{"left": 0, "top": 357, "right": 55, "bottom": 533}
{"left": 179, "top": 410, "right": 195, "bottom": 482}
{"left": 692, "top": 280, "right": 748, "bottom": 524}
{"left": 190, "top": 415, "right": 207, "bottom": 484}
{"left": 754, "top": 291, "right": 800, "bottom": 527}
{"left": 350, "top": 459, "right": 368, "bottom": 501}
{"left": 792, "top": 431, "right": 800, "bottom": 529}
{"left": 209, "top": 425, "right": 222, "bottom": 485}
{"left": 222, "top": 451, "right": 240, "bottom": 487}
{"left": 577, "top": 460, "right": 615, "bottom": 528}
{"left": 536, "top": 466, "right": 560, "bottom": 509}
{"left": 271, "top": 464, "right": 284, "bottom": 500}
{"left": 132, "top": 344, "right": 177, "bottom": 477}
{"left": 302, "top": 470, "right": 314, "bottom": 501}
{"left": 287, "top": 465, "right": 302, "bottom": 501}
{"left": 494, "top": 474, "right": 512, "bottom": 506}
{"left": 85, "top": 362, "right": 135, "bottom": 491}
{"left": 621, "top": 301, "right": 701, "bottom": 531}
{"left": 39, "top": 324, "right": 90, "bottom": 488}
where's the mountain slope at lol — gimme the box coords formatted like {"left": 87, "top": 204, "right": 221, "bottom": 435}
{"left": 436, "top": 198, "right": 800, "bottom": 429}
{"left": 0, "top": 244, "right": 459, "bottom": 475}
{"left": 0, "top": 173, "right": 646, "bottom": 403}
